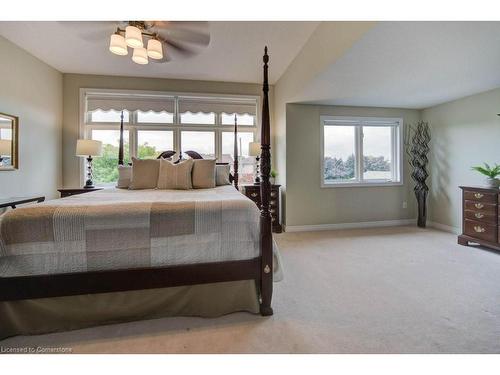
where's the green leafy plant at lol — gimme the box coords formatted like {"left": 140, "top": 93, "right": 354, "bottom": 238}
{"left": 270, "top": 170, "right": 278, "bottom": 178}
{"left": 471, "top": 163, "right": 500, "bottom": 179}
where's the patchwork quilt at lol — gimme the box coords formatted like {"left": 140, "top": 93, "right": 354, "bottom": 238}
{"left": 0, "top": 186, "right": 268, "bottom": 277}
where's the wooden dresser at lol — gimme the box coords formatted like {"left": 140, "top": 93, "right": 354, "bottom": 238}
{"left": 458, "top": 186, "right": 500, "bottom": 251}
{"left": 242, "top": 184, "right": 282, "bottom": 233}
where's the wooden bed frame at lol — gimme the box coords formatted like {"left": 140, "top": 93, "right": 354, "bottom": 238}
{"left": 0, "top": 48, "right": 274, "bottom": 316}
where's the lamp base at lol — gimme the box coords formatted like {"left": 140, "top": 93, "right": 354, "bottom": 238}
{"left": 83, "top": 179, "right": 94, "bottom": 189}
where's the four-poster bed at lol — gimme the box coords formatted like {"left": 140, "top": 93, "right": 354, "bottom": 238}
{"left": 0, "top": 48, "right": 274, "bottom": 320}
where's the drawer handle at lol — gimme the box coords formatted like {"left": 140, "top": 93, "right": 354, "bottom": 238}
{"left": 474, "top": 193, "right": 484, "bottom": 199}
{"left": 474, "top": 212, "right": 485, "bottom": 219}
{"left": 270, "top": 200, "right": 276, "bottom": 205}
{"left": 270, "top": 208, "right": 275, "bottom": 213}
{"left": 473, "top": 225, "right": 486, "bottom": 233}
{"left": 271, "top": 192, "right": 277, "bottom": 197}
{"left": 250, "top": 192, "right": 258, "bottom": 198}
{"left": 474, "top": 203, "right": 484, "bottom": 209}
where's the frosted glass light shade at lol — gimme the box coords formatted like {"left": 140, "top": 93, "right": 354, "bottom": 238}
{"left": 249, "top": 142, "right": 261, "bottom": 157}
{"left": 76, "top": 139, "right": 102, "bottom": 157}
{"left": 0, "top": 139, "right": 11, "bottom": 156}
{"left": 147, "top": 38, "right": 163, "bottom": 59}
{"left": 125, "top": 25, "right": 143, "bottom": 48}
{"left": 132, "top": 47, "right": 149, "bottom": 65}
{"left": 109, "top": 33, "right": 128, "bottom": 56}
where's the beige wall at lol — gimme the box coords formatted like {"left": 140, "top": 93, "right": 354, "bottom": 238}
{"left": 422, "top": 87, "right": 500, "bottom": 231}
{"left": 62, "top": 73, "right": 273, "bottom": 187}
{"left": 284, "top": 104, "right": 420, "bottom": 227}
{"left": 0, "top": 36, "right": 63, "bottom": 202}
{"left": 273, "top": 22, "right": 376, "bottom": 221}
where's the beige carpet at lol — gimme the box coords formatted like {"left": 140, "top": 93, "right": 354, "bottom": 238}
{"left": 1, "top": 226, "right": 499, "bottom": 353}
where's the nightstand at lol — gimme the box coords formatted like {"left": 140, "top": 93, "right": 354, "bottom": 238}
{"left": 58, "top": 188, "right": 103, "bottom": 198}
{"left": 242, "top": 184, "right": 282, "bottom": 233}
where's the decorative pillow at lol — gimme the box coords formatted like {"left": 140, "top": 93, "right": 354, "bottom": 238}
{"left": 116, "top": 165, "right": 132, "bottom": 189}
{"left": 157, "top": 158, "right": 194, "bottom": 190}
{"left": 192, "top": 159, "right": 216, "bottom": 189}
{"left": 129, "top": 158, "right": 160, "bottom": 190}
{"left": 215, "top": 164, "right": 231, "bottom": 186}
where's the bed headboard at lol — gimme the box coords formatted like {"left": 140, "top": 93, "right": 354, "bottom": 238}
{"left": 117, "top": 107, "right": 240, "bottom": 190}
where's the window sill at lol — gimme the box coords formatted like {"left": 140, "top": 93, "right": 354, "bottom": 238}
{"left": 321, "top": 181, "right": 404, "bottom": 188}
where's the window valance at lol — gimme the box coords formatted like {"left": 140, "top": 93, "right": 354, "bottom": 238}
{"left": 87, "top": 96, "right": 175, "bottom": 113}
{"left": 178, "top": 98, "right": 257, "bottom": 116}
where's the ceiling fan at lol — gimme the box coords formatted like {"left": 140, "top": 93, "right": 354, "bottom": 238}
{"left": 64, "top": 21, "right": 211, "bottom": 64}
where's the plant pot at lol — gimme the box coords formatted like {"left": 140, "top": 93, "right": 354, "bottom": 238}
{"left": 485, "top": 178, "right": 500, "bottom": 188}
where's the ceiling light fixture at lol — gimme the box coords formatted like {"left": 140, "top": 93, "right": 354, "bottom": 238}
{"left": 125, "top": 25, "right": 143, "bottom": 48}
{"left": 147, "top": 38, "right": 163, "bottom": 60}
{"left": 109, "top": 33, "right": 128, "bottom": 56}
{"left": 132, "top": 47, "right": 149, "bottom": 65}
{"left": 109, "top": 22, "right": 164, "bottom": 65}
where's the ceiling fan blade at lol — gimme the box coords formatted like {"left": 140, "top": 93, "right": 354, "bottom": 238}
{"left": 162, "top": 39, "right": 198, "bottom": 57}
{"left": 150, "top": 51, "right": 171, "bottom": 63}
{"left": 152, "top": 21, "right": 210, "bottom": 46}
{"left": 57, "top": 21, "right": 119, "bottom": 41}
{"left": 159, "top": 28, "right": 210, "bottom": 46}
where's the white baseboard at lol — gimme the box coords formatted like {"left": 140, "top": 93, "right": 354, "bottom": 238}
{"left": 283, "top": 219, "right": 416, "bottom": 233}
{"left": 427, "top": 221, "right": 461, "bottom": 234}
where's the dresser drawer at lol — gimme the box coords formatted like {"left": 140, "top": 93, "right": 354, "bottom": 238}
{"left": 464, "top": 219, "right": 497, "bottom": 243}
{"left": 464, "top": 210, "right": 498, "bottom": 224}
{"left": 464, "top": 200, "right": 497, "bottom": 214}
{"left": 463, "top": 190, "right": 497, "bottom": 204}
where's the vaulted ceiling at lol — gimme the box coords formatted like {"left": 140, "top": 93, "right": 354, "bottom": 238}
{"left": 2, "top": 21, "right": 500, "bottom": 109}
{"left": 0, "top": 21, "right": 319, "bottom": 84}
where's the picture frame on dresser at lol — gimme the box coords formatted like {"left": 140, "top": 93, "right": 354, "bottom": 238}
{"left": 458, "top": 186, "right": 500, "bottom": 251}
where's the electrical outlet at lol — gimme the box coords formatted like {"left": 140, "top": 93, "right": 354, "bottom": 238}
{"left": 402, "top": 201, "right": 408, "bottom": 209}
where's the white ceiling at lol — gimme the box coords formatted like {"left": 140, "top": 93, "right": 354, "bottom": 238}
{"left": 2, "top": 21, "right": 500, "bottom": 109}
{"left": 0, "top": 21, "right": 319, "bottom": 84}
{"left": 297, "top": 21, "right": 500, "bottom": 109}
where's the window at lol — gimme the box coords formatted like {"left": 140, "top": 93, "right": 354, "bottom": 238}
{"left": 221, "top": 113, "right": 255, "bottom": 126}
{"left": 181, "top": 131, "right": 215, "bottom": 158}
{"left": 321, "top": 116, "right": 402, "bottom": 187}
{"left": 137, "top": 110, "right": 173, "bottom": 124}
{"left": 81, "top": 90, "right": 259, "bottom": 186}
{"left": 91, "top": 129, "right": 130, "bottom": 186}
{"left": 221, "top": 131, "right": 255, "bottom": 184}
{"left": 90, "top": 109, "right": 129, "bottom": 123}
{"left": 180, "top": 112, "right": 216, "bottom": 125}
{"left": 137, "top": 130, "right": 174, "bottom": 159}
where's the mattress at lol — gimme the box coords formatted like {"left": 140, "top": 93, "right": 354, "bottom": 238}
{"left": 0, "top": 186, "right": 281, "bottom": 278}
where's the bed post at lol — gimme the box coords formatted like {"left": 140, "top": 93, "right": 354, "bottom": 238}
{"left": 118, "top": 110, "right": 124, "bottom": 165}
{"left": 233, "top": 114, "right": 239, "bottom": 190}
{"left": 259, "top": 46, "right": 273, "bottom": 316}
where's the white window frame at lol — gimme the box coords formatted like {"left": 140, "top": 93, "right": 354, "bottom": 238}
{"left": 79, "top": 88, "right": 260, "bottom": 186}
{"left": 320, "top": 116, "right": 403, "bottom": 188}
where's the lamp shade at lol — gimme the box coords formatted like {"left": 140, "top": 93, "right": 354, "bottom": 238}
{"left": 109, "top": 33, "right": 128, "bottom": 56}
{"left": 125, "top": 25, "right": 143, "bottom": 48}
{"left": 76, "top": 139, "right": 102, "bottom": 157}
{"left": 147, "top": 38, "right": 163, "bottom": 60}
{"left": 0, "top": 139, "right": 11, "bottom": 156}
{"left": 132, "top": 47, "right": 148, "bottom": 65}
{"left": 249, "top": 142, "right": 261, "bottom": 157}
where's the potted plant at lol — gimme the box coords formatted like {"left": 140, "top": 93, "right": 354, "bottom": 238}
{"left": 270, "top": 170, "right": 278, "bottom": 185}
{"left": 471, "top": 163, "right": 500, "bottom": 188}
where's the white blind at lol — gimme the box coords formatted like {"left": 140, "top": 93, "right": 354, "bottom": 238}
{"left": 87, "top": 96, "right": 175, "bottom": 113}
{"left": 178, "top": 98, "right": 257, "bottom": 116}
{"left": 323, "top": 118, "right": 400, "bottom": 127}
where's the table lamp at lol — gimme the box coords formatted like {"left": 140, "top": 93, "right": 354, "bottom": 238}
{"left": 249, "top": 142, "right": 261, "bottom": 185}
{"left": 76, "top": 139, "right": 103, "bottom": 188}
